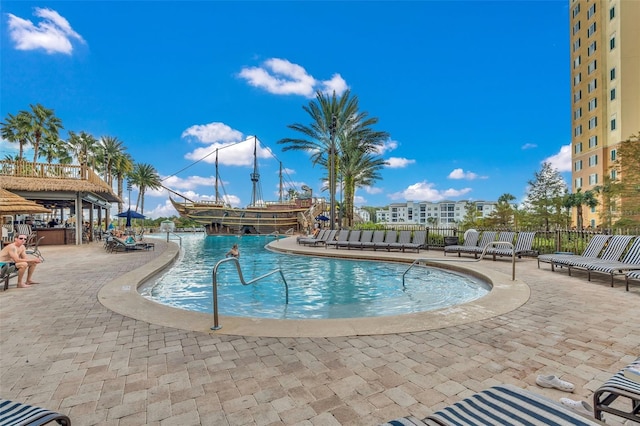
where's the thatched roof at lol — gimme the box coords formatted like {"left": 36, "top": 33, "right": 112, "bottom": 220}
{"left": 0, "top": 188, "right": 52, "bottom": 215}
{"left": 0, "top": 176, "right": 121, "bottom": 203}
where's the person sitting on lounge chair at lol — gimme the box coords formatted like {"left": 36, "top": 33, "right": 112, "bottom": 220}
{"left": 0, "top": 234, "right": 42, "bottom": 288}
{"left": 226, "top": 244, "right": 240, "bottom": 259}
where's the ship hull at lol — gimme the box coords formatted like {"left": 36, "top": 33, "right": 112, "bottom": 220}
{"left": 170, "top": 197, "right": 313, "bottom": 235}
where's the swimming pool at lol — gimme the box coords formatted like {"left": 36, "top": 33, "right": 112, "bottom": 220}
{"left": 141, "top": 234, "right": 491, "bottom": 319}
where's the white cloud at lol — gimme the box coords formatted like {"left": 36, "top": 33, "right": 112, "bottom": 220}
{"left": 543, "top": 144, "right": 572, "bottom": 172}
{"left": 353, "top": 195, "right": 367, "bottom": 206}
{"left": 7, "top": 8, "right": 85, "bottom": 54}
{"left": 448, "top": 168, "right": 486, "bottom": 180}
{"left": 375, "top": 139, "right": 398, "bottom": 155}
{"left": 385, "top": 157, "right": 415, "bottom": 168}
{"left": 362, "top": 186, "right": 383, "bottom": 195}
{"left": 388, "top": 181, "right": 472, "bottom": 202}
{"left": 238, "top": 58, "right": 348, "bottom": 98}
{"left": 181, "top": 122, "right": 243, "bottom": 144}
{"left": 281, "top": 167, "right": 295, "bottom": 175}
{"left": 143, "top": 199, "right": 179, "bottom": 219}
{"left": 522, "top": 143, "right": 537, "bottom": 150}
{"left": 183, "top": 135, "right": 271, "bottom": 167}
{"left": 161, "top": 175, "right": 217, "bottom": 191}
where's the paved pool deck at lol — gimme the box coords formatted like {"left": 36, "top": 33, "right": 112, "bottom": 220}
{"left": 0, "top": 235, "right": 638, "bottom": 425}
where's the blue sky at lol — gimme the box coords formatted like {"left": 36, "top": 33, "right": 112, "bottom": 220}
{"left": 1, "top": 1, "right": 572, "bottom": 219}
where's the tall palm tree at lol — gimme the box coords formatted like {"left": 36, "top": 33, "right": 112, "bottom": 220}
{"left": 563, "top": 188, "right": 599, "bottom": 229}
{"left": 39, "top": 135, "right": 72, "bottom": 164}
{"left": 99, "top": 136, "right": 126, "bottom": 186}
{"left": 129, "top": 163, "right": 162, "bottom": 215}
{"left": 278, "top": 90, "right": 389, "bottom": 227}
{"left": 112, "top": 152, "right": 134, "bottom": 213}
{"left": 22, "top": 104, "right": 64, "bottom": 164}
{"left": 67, "top": 131, "right": 100, "bottom": 168}
{"left": 0, "top": 111, "right": 31, "bottom": 161}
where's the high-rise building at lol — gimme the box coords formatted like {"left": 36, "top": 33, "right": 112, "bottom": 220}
{"left": 569, "top": 0, "right": 640, "bottom": 227}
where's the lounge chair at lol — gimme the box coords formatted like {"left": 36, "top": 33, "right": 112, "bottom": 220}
{"left": 456, "top": 231, "right": 497, "bottom": 259}
{"left": 625, "top": 270, "right": 640, "bottom": 291}
{"left": 593, "top": 357, "right": 640, "bottom": 423}
{"left": 387, "top": 230, "right": 412, "bottom": 252}
{"left": 1, "top": 262, "right": 18, "bottom": 291}
{"left": 297, "top": 229, "right": 326, "bottom": 245}
{"left": 336, "top": 230, "right": 361, "bottom": 249}
{"left": 564, "top": 234, "right": 634, "bottom": 276}
{"left": 107, "top": 237, "right": 148, "bottom": 253}
{"left": 360, "top": 230, "right": 385, "bottom": 250}
{"left": 479, "top": 231, "right": 515, "bottom": 259}
{"left": 326, "top": 230, "right": 350, "bottom": 249}
{"left": 25, "top": 236, "right": 45, "bottom": 262}
{"left": 0, "top": 398, "right": 71, "bottom": 426}
{"left": 403, "top": 230, "right": 427, "bottom": 253}
{"left": 584, "top": 236, "right": 640, "bottom": 286}
{"left": 444, "top": 231, "right": 479, "bottom": 257}
{"left": 373, "top": 230, "right": 397, "bottom": 251}
{"left": 309, "top": 229, "right": 337, "bottom": 247}
{"left": 381, "top": 384, "right": 601, "bottom": 426}
{"left": 346, "top": 229, "right": 373, "bottom": 250}
{"left": 486, "top": 231, "right": 537, "bottom": 261}
{"left": 537, "top": 234, "right": 611, "bottom": 271}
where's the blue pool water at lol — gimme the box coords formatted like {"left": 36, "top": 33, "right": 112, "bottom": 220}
{"left": 142, "top": 234, "right": 491, "bottom": 319}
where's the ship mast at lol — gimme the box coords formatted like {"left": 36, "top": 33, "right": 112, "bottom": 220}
{"left": 250, "top": 136, "right": 263, "bottom": 207}
{"left": 214, "top": 149, "right": 219, "bottom": 203}
{"left": 279, "top": 162, "right": 283, "bottom": 203}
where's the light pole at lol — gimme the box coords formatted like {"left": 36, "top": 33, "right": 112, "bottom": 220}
{"left": 329, "top": 115, "right": 337, "bottom": 230}
{"left": 127, "top": 180, "right": 132, "bottom": 211}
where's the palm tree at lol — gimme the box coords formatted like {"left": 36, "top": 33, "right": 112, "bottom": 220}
{"left": 129, "top": 163, "right": 162, "bottom": 215}
{"left": 0, "top": 111, "right": 31, "bottom": 161}
{"left": 563, "top": 188, "right": 599, "bottom": 229}
{"left": 278, "top": 90, "right": 389, "bottom": 227}
{"left": 100, "top": 136, "right": 126, "bottom": 186}
{"left": 112, "top": 152, "right": 134, "bottom": 213}
{"left": 22, "top": 104, "right": 64, "bottom": 164}
{"left": 67, "top": 131, "right": 100, "bottom": 168}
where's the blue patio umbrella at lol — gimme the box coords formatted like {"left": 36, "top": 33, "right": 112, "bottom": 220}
{"left": 315, "top": 215, "right": 330, "bottom": 221}
{"left": 116, "top": 209, "right": 146, "bottom": 227}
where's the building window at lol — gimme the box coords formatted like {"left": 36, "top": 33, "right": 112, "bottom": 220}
{"left": 588, "top": 60, "right": 597, "bottom": 74}
{"left": 573, "top": 3, "right": 581, "bottom": 17}
{"left": 574, "top": 107, "right": 582, "bottom": 119}
{"left": 574, "top": 90, "right": 582, "bottom": 102}
{"left": 574, "top": 56, "right": 582, "bottom": 68}
{"left": 609, "top": 6, "right": 615, "bottom": 19}
{"left": 589, "top": 174, "right": 598, "bottom": 185}
{"left": 575, "top": 124, "right": 583, "bottom": 136}
{"left": 588, "top": 79, "right": 597, "bottom": 93}
{"left": 610, "top": 149, "right": 616, "bottom": 161}
{"left": 610, "top": 67, "right": 616, "bottom": 81}
{"left": 575, "top": 177, "right": 583, "bottom": 188}
{"left": 575, "top": 160, "right": 583, "bottom": 171}
{"left": 589, "top": 136, "right": 598, "bottom": 148}
{"left": 573, "top": 21, "right": 581, "bottom": 35}
{"left": 611, "top": 170, "right": 617, "bottom": 180}
{"left": 587, "top": 3, "right": 596, "bottom": 18}
{"left": 588, "top": 41, "right": 596, "bottom": 56}
{"left": 574, "top": 73, "right": 582, "bottom": 86}
{"left": 588, "top": 117, "right": 597, "bottom": 129}
{"left": 588, "top": 98, "right": 597, "bottom": 111}
{"left": 611, "top": 118, "right": 616, "bottom": 130}
{"left": 588, "top": 155, "right": 598, "bottom": 166}
{"left": 575, "top": 142, "right": 583, "bottom": 154}
{"left": 610, "top": 87, "right": 616, "bottom": 100}
{"left": 588, "top": 22, "right": 596, "bottom": 37}
{"left": 610, "top": 35, "right": 616, "bottom": 50}
{"left": 573, "top": 38, "right": 581, "bottom": 52}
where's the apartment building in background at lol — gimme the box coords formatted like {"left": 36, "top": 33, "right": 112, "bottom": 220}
{"left": 375, "top": 200, "right": 499, "bottom": 226}
{"left": 569, "top": 0, "right": 640, "bottom": 227}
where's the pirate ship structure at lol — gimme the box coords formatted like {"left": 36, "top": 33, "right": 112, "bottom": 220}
{"left": 168, "top": 136, "right": 326, "bottom": 235}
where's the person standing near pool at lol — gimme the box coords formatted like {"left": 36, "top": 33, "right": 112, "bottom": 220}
{"left": 0, "top": 233, "right": 42, "bottom": 288}
{"left": 226, "top": 243, "right": 240, "bottom": 258}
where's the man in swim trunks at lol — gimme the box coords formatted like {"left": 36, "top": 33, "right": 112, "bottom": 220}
{"left": 0, "top": 234, "right": 42, "bottom": 288}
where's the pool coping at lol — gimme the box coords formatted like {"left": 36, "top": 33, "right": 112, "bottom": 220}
{"left": 97, "top": 236, "right": 531, "bottom": 337}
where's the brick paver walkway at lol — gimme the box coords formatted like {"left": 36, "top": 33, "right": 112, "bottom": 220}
{"left": 0, "top": 238, "right": 638, "bottom": 425}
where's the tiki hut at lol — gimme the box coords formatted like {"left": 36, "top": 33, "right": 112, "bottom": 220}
{"left": 0, "top": 160, "right": 121, "bottom": 245}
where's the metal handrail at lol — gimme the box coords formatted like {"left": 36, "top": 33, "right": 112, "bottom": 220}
{"left": 165, "top": 231, "right": 182, "bottom": 247}
{"left": 211, "top": 257, "right": 289, "bottom": 330}
{"left": 402, "top": 241, "right": 517, "bottom": 286}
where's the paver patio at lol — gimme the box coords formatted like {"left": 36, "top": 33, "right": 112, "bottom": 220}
{"left": 0, "top": 236, "right": 638, "bottom": 425}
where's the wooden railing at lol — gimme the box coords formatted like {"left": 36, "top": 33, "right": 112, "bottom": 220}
{"left": 0, "top": 160, "right": 112, "bottom": 191}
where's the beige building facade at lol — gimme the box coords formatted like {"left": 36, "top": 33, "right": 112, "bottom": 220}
{"left": 569, "top": 0, "right": 640, "bottom": 227}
